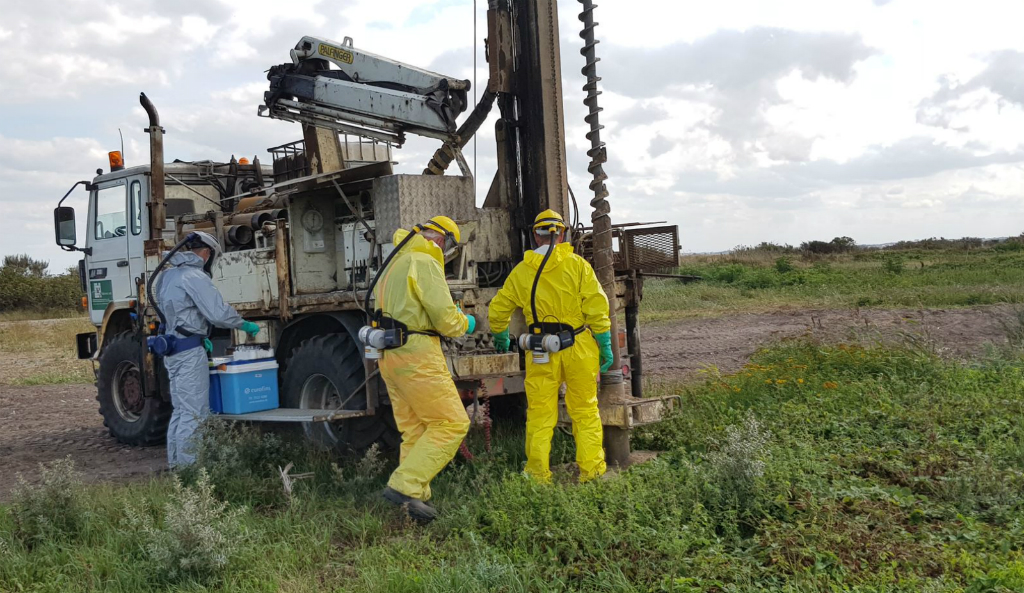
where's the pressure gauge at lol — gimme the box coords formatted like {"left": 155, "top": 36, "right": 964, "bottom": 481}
{"left": 301, "top": 208, "right": 324, "bottom": 233}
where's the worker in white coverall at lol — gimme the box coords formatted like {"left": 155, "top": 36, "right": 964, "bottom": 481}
{"left": 156, "top": 231, "right": 260, "bottom": 468}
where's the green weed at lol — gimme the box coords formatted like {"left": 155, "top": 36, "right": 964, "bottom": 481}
{"left": 648, "top": 245, "right": 1024, "bottom": 321}
{"left": 1, "top": 343, "right": 1023, "bottom": 591}
{"left": 7, "top": 456, "right": 88, "bottom": 549}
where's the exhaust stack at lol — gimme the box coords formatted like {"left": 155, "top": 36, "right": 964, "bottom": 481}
{"left": 141, "top": 92, "right": 165, "bottom": 253}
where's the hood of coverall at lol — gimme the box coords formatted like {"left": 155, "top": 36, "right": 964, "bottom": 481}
{"left": 166, "top": 251, "right": 206, "bottom": 269}
{"left": 392, "top": 228, "right": 445, "bottom": 268}
{"left": 522, "top": 241, "right": 573, "bottom": 272}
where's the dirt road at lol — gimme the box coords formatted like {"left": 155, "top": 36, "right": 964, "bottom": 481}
{"left": 0, "top": 305, "right": 1013, "bottom": 498}
{"left": 0, "top": 384, "right": 166, "bottom": 497}
{"left": 641, "top": 305, "right": 1012, "bottom": 380}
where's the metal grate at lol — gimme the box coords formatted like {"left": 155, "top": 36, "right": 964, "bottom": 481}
{"left": 267, "top": 140, "right": 309, "bottom": 183}
{"left": 620, "top": 225, "right": 679, "bottom": 272}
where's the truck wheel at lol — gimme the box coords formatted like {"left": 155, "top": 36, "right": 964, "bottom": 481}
{"left": 96, "top": 332, "right": 172, "bottom": 446}
{"left": 281, "top": 333, "right": 398, "bottom": 453}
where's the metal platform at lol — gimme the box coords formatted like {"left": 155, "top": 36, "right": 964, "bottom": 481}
{"left": 216, "top": 408, "right": 370, "bottom": 423}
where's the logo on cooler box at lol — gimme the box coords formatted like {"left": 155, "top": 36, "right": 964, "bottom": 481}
{"left": 244, "top": 386, "right": 272, "bottom": 395}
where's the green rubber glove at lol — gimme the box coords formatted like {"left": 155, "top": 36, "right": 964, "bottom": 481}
{"left": 465, "top": 314, "right": 476, "bottom": 335}
{"left": 203, "top": 338, "right": 213, "bottom": 354}
{"left": 241, "top": 321, "right": 260, "bottom": 337}
{"left": 594, "top": 331, "right": 614, "bottom": 373}
{"left": 492, "top": 329, "right": 510, "bottom": 353}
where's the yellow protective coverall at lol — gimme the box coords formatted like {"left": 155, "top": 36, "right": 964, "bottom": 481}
{"left": 488, "top": 242, "right": 610, "bottom": 482}
{"left": 375, "top": 229, "right": 470, "bottom": 500}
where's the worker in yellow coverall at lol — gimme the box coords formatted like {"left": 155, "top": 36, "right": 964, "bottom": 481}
{"left": 488, "top": 210, "right": 614, "bottom": 483}
{"left": 375, "top": 216, "right": 475, "bottom": 523}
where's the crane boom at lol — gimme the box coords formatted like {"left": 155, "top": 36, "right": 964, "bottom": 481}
{"left": 260, "top": 36, "right": 471, "bottom": 145}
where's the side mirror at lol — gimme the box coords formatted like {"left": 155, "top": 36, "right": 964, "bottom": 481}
{"left": 54, "top": 206, "right": 77, "bottom": 247}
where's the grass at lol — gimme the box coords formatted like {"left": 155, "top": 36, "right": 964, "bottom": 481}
{"left": 0, "top": 316, "right": 94, "bottom": 386}
{"left": 642, "top": 246, "right": 1024, "bottom": 322}
{"left": 2, "top": 341, "right": 1023, "bottom": 591}
{"left": 0, "top": 308, "right": 86, "bottom": 323}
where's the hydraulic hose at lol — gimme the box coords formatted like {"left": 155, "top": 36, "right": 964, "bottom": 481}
{"left": 528, "top": 229, "right": 558, "bottom": 326}
{"left": 146, "top": 233, "right": 197, "bottom": 331}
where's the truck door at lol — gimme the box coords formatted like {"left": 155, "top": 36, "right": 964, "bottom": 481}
{"left": 85, "top": 179, "right": 130, "bottom": 325}
{"left": 126, "top": 178, "right": 148, "bottom": 294}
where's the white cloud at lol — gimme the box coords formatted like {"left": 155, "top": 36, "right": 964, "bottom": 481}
{"left": 2, "top": 0, "right": 1023, "bottom": 270}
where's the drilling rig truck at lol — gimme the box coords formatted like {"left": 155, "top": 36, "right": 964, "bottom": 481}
{"left": 52, "top": 0, "right": 680, "bottom": 463}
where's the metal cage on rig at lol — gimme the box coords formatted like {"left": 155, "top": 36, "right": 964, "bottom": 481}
{"left": 579, "top": 225, "right": 680, "bottom": 273}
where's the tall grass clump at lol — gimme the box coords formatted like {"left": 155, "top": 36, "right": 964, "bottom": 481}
{"left": 702, "top": 411, "right": 772, "bottom": 516}
{"left": 124, "top": 470, "right": 244, "bottom": 583}
{"left": 997, "top": 307, "right": 1024, "bottom": 349}
{"left": 8, "top": 456, "right": 88, "bottom": 548}
{"left": 182, "top": 418, "right": 292, "bottom": 503}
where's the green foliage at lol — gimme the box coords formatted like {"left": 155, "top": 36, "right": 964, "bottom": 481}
{"left": 181, "top": 418, "right": 293, "bottom": 504}
{"left": 2, "top": 344, "right": 1024, "bottom": 591}
{"left": 997, "top": 307, "right": 1024, "bottom": 348}
{"left": 8, "top": 456, "right": 88, "bottom": 548}
{"left": 648, "top": 244, "right": 1024, "bottom": 321}
{"left": 124, "top": 470, "right": 244, "bottom": 583}
{"left": 2, "top": 254, "right": 49, "bottom": 277}
{"left": 800, "top": 236, "right": 857, "bottom": 254}
{"left": 0, "top": 254, "right": 83, "bottom": 312}
{"left": 883, "top": 252, "right": 905, "bottom": 274}
{"left": 774, "top": 256, "right": 795, "bottom": 274}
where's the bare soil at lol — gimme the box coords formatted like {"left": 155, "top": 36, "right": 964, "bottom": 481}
{"left": 641, "top": 305, "right": 1013, "bottom": 382}
{"left": 0, "top": 305, "right": 1014, "bottom": 499}
{"left": 0, "top": 384, "right": 166, "bottom": 499}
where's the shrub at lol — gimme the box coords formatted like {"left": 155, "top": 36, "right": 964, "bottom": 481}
{"left": 740, "top": 269, "right": 779, "bottom": 290}
{"left": 8, "top": 456, "right": 88, "bottom": 548}
{"left": 774, "top": 257, "right": 795, "bottom": 274}
{"left": 702, "top": 412, "right": 772, "bottom": 515}
{"left": 882, "top": 253, "right": 905, "bottom": 274}
{"left": 124, "top": 470, "right": 244, "bottom": 583}
{"left": 183, "top": 418, "right": 289, "bottom": 503}
{"left": 333, "top": 443, "right": 387, "bottom": 487}
{"left": 799, "top": 237, "right": 857, "bottom": 255}
{"left": 997, "top": 307, "right": 1024, "bottom": 348}
{"left": 0, "top": 255, "right": 83, "bottom": 312}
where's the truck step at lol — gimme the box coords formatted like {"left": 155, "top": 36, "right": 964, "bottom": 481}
{"left": 216, "top": 408, "right": 370, "bottom": 423}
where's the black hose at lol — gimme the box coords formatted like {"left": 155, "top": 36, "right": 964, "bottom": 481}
{"left": 363, "top": 228, "right": 422, "bottom": 317}
{"left": 529, "top": 230, "right": 558, "bottom": 326}
{"left": 147, "top": 233, "right": 197, "bottom": 331}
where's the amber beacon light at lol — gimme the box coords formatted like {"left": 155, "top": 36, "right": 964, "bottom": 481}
{"left": 108, "top": 151, "right": 125, "bottom": 172}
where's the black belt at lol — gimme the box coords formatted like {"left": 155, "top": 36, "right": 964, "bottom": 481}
{"left": 372, "top": 310, "right": 440, "bottom": 349}
{"left": 528, "top": 322, "right": 585, "bottom": 336}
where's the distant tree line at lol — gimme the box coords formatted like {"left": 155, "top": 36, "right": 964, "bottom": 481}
{"left": 0, "top": 254, "right": 84, "bottom": 312}
{"left": 733, "top": 233, "right": 1024, "bottom": 256}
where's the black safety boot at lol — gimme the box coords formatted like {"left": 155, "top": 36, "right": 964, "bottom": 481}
{"left": 382, "top": 487, "right": 437, "bottom": 524}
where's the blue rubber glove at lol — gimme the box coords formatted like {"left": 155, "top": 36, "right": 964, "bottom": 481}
{"left": 203, "top": 338, "right": 213, "bottom": 354}
{"left": 594, "top": 331, "right": 614, "bottom": 373}
{"left": 465, "top": 314, "right": 476, "bottom": 335}
{"left": 492, "top": 329, "right": 510, "bottom": 353}
{"left": 240, "top": 321, "right": 260, "bottom": 337}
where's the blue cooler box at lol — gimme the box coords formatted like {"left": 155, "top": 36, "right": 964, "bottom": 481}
{"left": 215, "top": 358, "right": 280, "bottom": 414}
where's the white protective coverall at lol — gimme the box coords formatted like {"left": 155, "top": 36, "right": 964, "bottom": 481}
{"left": 156, "top": 251, "right": 245, "bottom": 467}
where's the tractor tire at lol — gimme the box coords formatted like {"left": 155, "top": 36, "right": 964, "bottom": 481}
{"left": 281, "top": 333, "right": 398, "bottom": 453}
{"left": 96, "top": 332, "right": 172, "bottom": 446}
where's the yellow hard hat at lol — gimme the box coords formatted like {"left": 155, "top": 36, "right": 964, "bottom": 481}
{"left": 532, "top": 209, "right": 566, "bottom": 234}
{"left": 420, "top": 215, "right": 462, "bottom": 257}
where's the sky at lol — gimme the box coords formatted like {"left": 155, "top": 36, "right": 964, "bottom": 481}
{"left": 0, "top": 0, "right": 1021, "bottom": 272}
